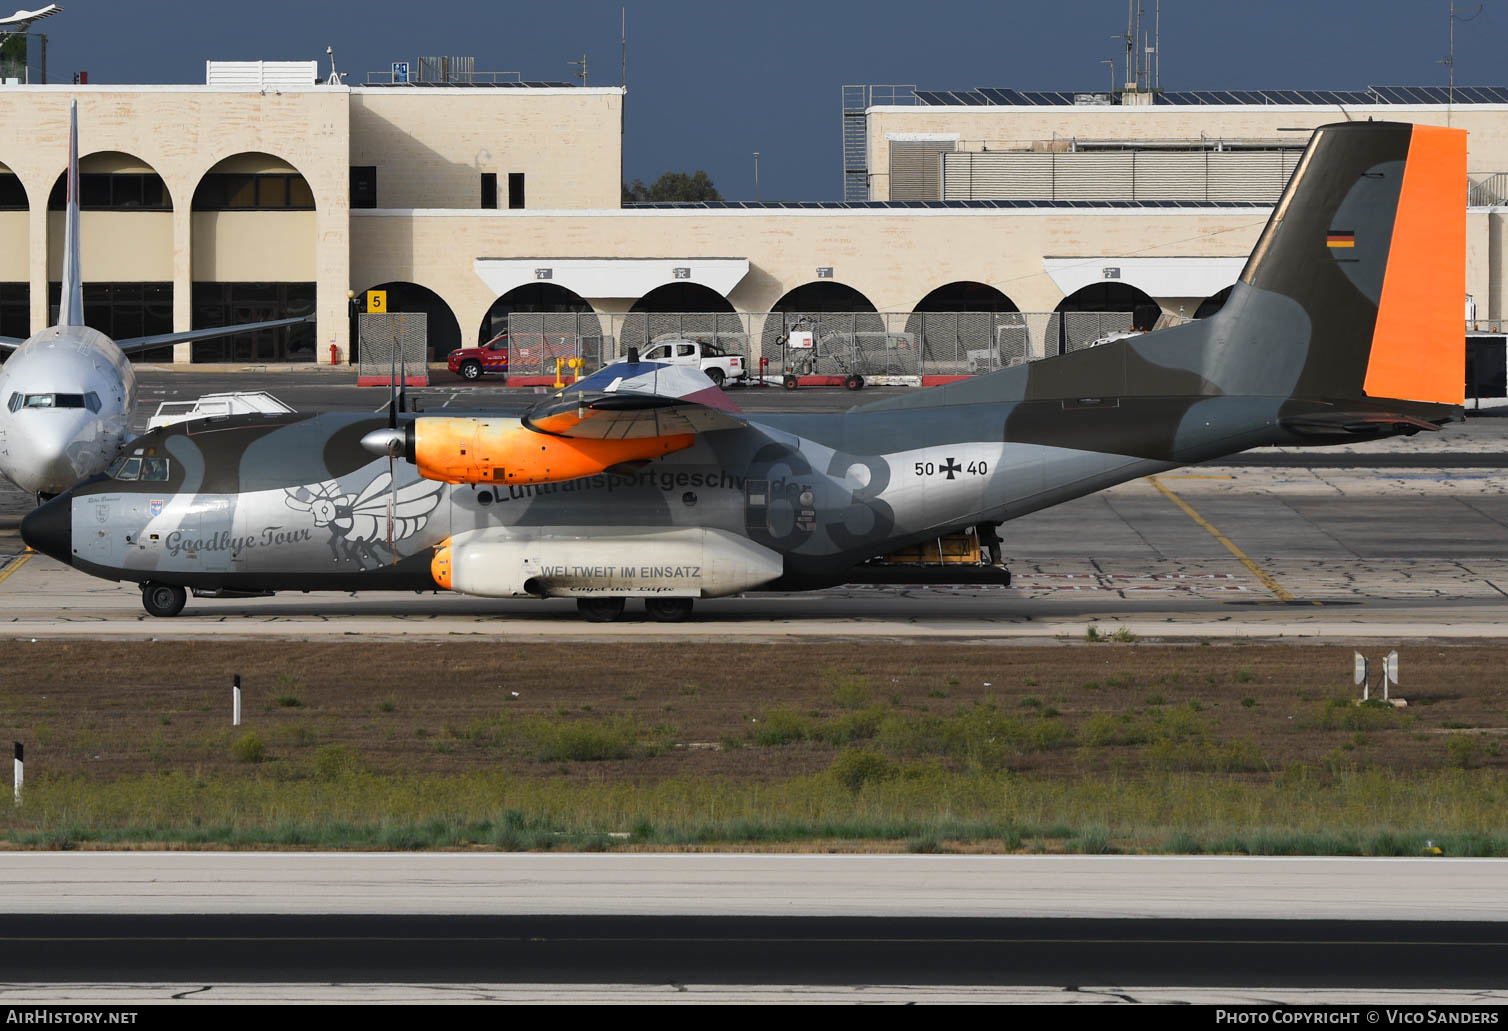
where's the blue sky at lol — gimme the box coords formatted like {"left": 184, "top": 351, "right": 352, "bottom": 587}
{"left": 33, "top": 1, "right": 1507, "bottom": 201}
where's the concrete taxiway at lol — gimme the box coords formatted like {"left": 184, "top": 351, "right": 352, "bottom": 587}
{"left": 5, "top": 853, "right": 1504, "bottom": 920}
{"left": 3, "top": 855, "right": 1508, "bottom": 1001}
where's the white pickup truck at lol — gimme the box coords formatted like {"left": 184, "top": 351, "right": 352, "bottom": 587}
{"left": 615, "top": 339, "right": 748, "bottom": 387}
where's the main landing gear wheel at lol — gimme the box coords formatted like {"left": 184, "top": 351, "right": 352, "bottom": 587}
{"left": 577, "top": 597, "right": 626, "bottom": 622}
{"left": 459, "top": 360, "right": 482, "bottom": 381}
{"left": 783, "top": 374, "right": 799, "bottom": 391}
{"left": 844, "top": 374, "right": 864, "bottom": 391}
{"left": 141, "top": 582, "right": 187, "bottom": 618}
{"left": 645, "top": 597, "right": 694, "bottom": 623}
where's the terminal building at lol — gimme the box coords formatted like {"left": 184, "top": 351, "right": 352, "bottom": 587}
{"left": 0, "top": 62, "right": 1505, "bottom": 391}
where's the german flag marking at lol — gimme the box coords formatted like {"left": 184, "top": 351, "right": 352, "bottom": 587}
{"left": 1327, "top": 230, "right": 1356, "bottom": 248}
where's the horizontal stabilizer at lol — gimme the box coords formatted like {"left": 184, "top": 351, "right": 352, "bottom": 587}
{"left": 1279, "top": 409, "right": 1443, "bottom": 439}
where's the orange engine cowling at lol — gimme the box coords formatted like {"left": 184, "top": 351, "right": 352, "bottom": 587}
{"left": 409, "top": 417, "right": 694, "bottom": 486}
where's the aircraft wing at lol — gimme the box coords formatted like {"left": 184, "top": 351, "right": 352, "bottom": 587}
{"left": 524, "top": 391, "right": 748, "bottom": 439}
{"left": 114, "top": 315, "right": 313, "bottom": 355}
{"left": 523, "top": 358, "right": 747, "bottom": 438}
{"left": 362, "top": 360, "right": 750, "bottom": 486}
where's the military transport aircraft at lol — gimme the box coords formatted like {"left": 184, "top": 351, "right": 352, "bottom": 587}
{"left": 22, "top": 120, "right": 1465, "bottom": 621}
{"left": 0, "top": 101, "right": 310, "bottom": 499}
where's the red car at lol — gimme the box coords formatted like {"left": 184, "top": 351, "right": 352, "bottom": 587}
{"left": 448, "top": 333, "right": 510, "bottom": 381}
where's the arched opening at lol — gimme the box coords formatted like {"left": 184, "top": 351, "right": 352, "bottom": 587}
{"left": 905, "top": 281, "right": 1026, "bottom": 373}
{"left": 1052, "top": 282, "right": 1162, "bottom": 354}
{"left": 630, "top": 282, "right": 736, "bottom": 314}
{"left": 623, "top": 282, "right": 742, "bottom": 358}
{"left": 354, "top": 282, "right": 461, "bottom": 361}
{"left": 477, "top": 283, "right": 604, "bottom": 377}
{"left": 912, "top": 281, "right": 1019, "bottom": 314}
{"left": 189, "top": 152, "right": 316, "bottom": 362}
{"left": 0, "top": 161, "right": 27, "bottom": 340}
{"left": 1194, "top": 284, "right": 1235, "bottom": 320}
{"left": 47, "top": 153, "right": 172, "bottom": 211}
{"left": 47, "top": 152, "right": 174, "bottom": 359}
{"left": 763, "top": 281, "right": 890, "bottom": 375}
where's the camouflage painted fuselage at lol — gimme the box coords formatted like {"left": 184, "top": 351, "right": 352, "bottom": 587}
{"left": 48, "top": 394, "right": 1209, "bottom": 595}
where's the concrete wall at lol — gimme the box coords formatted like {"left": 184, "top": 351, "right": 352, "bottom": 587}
{"left": 47, "top": 210, "right": 174, "bottom": 281}
{"left": 0, "top": 87, "right": 350, "bottom": 359}
{"left": 351, "top": 207, "right": 1270, "bottom": 353}
{"left": 350, "top": 88, "right": 624, "bottom": 210}
{"left": 865, "top": 105, "right": 1508, "bottom": 199}
{"left": 0, "top": 211, "right": 26, "bottom": 281}
{"left": 191, "top": 211, "right": 315, "bottom": 281}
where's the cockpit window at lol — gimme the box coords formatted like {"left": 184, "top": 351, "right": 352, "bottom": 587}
{"left": 108, "top": 456, "right": 142, "bottom": 480}
{"left": 84, "top": 392, "right": 101, "bottom": 414}
{"left": 6, "top": 393, "right": 17, "bottom": 413}
{"left": 20, "top": 394, "right": 88, "bottom": 409}
{"left": 107, "top": 454, "right": 170, "bottom": 482}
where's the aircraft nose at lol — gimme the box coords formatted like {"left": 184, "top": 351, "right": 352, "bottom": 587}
{"left": 20, "top": 492, "right": 72, "bottom": 563}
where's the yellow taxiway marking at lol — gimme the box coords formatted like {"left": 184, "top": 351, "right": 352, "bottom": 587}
{"left": 1146, "top": 475, "right": 1298, "bottom": 603}
{"left": 0, "top": 550, "right": 32, "bottom": 589}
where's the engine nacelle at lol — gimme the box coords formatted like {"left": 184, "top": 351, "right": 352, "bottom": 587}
{"left": 431, "top": 526, "right": 783, "bottom": 599}
{"left": 406, "top": 417, "right": 693, "bottom": 486}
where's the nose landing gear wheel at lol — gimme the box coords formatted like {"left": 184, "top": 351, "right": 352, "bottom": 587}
{"left": 577, "top": 597, "right": 626, "bottom": 622}
{"left": 141, "top": 582, "right": 187, "bottom": 618}
{"left": 645, "top": 597, "right": 694, "bottom": 622}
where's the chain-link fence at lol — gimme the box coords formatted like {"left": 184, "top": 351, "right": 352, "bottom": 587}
{"left": 500, "top": 311, "right": 605, "bottom": 377}
{"left": 461, "top": 309, "right": 1191, "bottom": 379}
{"left": 357, "top": 313, "right": 429, "bottom": 385}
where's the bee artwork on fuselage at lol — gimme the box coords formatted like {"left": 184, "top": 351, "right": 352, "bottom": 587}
{"left": 22, "top": 121, "right": 1469, "bottom": 621}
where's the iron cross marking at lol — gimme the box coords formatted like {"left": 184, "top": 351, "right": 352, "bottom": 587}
{"left": 941, "top": 458, "right": 962, "bottom": 480}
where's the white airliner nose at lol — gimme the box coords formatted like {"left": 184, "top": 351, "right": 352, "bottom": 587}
{"left": 9, "top": 411, "right": 99, "bottom": 496}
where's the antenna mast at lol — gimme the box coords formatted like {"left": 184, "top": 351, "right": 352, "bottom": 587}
{"left": 569, "top": 53, "right": 588, "bottom": 87}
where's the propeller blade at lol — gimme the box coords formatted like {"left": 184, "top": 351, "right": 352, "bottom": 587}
{"left": 387, "top": 341, "right": 399, "bottom": 430}
{"left": 387, "top": 452, "right": 396, "bottom": 561}
{"left": 398, "top": 343, "right": 409, "bottom": 414}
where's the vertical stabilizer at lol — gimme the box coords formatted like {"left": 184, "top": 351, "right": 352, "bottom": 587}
{"left": 58, "top": 100, "right": 82, "bottom": 328}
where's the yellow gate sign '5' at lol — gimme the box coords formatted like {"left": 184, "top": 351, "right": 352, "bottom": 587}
{"left": 367, "top": 290, "right": 387, "bottom": 314}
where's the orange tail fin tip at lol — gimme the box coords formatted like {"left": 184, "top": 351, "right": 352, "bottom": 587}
{"left": 1365, "top": 124, "right": 1466, "bottom": 406}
